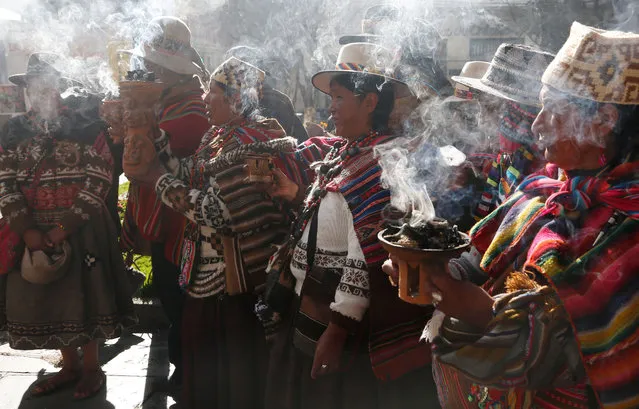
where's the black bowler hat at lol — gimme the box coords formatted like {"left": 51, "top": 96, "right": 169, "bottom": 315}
{"left": 9, "top": 53, "right": 82, "bottom": 89}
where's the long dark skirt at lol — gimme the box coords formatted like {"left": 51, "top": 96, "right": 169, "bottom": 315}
{"left": 265, "top": 307, "right": 441, "bottom": 409}
{"left": 0, "top": 212, "right": 137, "bottom": 350}
{"left": 377, "top": 364, "right": 442, "bottom": 409}
{"left": 181, "top": 293, "right": 268, "bottom": 409}
{"left": 265, "top": 308, "right": 378, "bottom": 409}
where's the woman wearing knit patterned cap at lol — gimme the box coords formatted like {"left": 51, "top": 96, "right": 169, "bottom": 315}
{"left": 385, "top": 22, "right": 639, "bottom": 409}
{"left": 130, "top": 56, "right": 325, "bottom": 409}
{"left": 262, "top": 42, "right": 439, "bottom": 409}
{"left": 222, "top": 46, "right": 309, "bottom": 143}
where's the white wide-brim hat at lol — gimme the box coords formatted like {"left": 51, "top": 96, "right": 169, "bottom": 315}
{"left": 119, "top": 16, "right": 202, "bottom": 76}
{"left": 312, "top": 42, "right": 411, "bottom": 99}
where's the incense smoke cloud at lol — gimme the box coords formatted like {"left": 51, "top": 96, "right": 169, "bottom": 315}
{"left": 2, "top": 0, "right": 636, "bottom": 224}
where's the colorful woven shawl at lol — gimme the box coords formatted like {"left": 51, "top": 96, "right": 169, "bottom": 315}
{"left": 471, "top": 161, "right": 639, "bottom": 409}
{"left": 326, "top": 133, "right": 395, "bottom": 267}
{"left": 160, "top": 88, "right": 207, "bottom": 123}
{"left": 178, "top": 120, "right": 326, "bottom": 289}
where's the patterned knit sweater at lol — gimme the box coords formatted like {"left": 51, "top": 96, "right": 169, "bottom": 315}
{"left": 291, "top": 192, "right": 370, "bottom": 323}
{"left": 154, "top": 119, "right": 321, "bottom": 298}
{"left": 0, "top": 113, "right": 113, "bottom": 236}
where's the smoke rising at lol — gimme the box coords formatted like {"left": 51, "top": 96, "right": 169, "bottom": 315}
{"left": 2, "top": 0, "right": 637, "bottom": 226}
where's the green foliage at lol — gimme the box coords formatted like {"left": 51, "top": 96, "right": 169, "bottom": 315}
{"left": 118, "top": 180, "right": 156, "bottom": 300}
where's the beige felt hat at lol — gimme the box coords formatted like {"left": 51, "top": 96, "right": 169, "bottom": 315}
{"left": 312, "top": 42, "right": 411, "bottom": 99}
{"left": 444, "top": 61, "right": 491, "bottom": 104}
{"left": 120, "top": 16, "right": 204, "bottom": 76}
{"left": 542, "top": 22, "right": 639, "bottom": 105}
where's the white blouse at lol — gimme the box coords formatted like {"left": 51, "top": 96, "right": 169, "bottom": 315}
{"left": 289, "top": 192, "right": 370, "bottom": 323}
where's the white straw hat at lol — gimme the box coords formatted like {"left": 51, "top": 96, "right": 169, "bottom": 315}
{"left": 452, "top": 44, "right": 555, "bottom": 107}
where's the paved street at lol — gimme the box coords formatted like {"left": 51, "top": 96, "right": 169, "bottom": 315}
{"left": 0, "top": 331, "right": 178, "bottom": 409}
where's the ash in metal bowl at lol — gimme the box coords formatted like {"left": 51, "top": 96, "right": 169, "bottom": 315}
{"left": 385, "top": 217, "right": 465, "bottom": 250}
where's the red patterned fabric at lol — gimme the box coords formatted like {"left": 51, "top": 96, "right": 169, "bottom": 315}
{"left": 0, "top": 219, "right": 22, "bottom": 275}
{"left": 121, "top": 89, "right": 209, "bottom": 263}
{"left": 466, "top": 160, "right": 639, "bottom": 409}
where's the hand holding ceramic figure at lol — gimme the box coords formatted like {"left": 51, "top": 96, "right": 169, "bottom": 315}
{"left": 99, "top": 100, "right": 125, "bottom": 144}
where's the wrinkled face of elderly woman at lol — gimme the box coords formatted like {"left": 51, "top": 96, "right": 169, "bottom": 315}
{"left": 26, "top": 75, "right": 62, "bottom": 120}
{"left": 532, "top": 86, "right": 620, "bottom": 171}
{"left": 202, "top": 78, "right": 237, "bottom": 126}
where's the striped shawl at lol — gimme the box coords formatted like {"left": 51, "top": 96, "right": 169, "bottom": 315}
{"left": 468, "top": 161, "right": 639, "bottom": 409}
{"left": 159, "top": 119, "right": 325, "bottom": 295}
{"left": 325, "top": 134, "right": 433, "bottom": 381}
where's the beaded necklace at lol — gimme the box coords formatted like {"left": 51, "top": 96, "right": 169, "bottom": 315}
{"left": 289, "top": 129, "right": 381, "bottom": 242}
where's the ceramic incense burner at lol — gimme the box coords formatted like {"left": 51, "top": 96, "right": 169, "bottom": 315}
{"left": 378, "top": 219, "right": 470, "bottom": 305}
{"left": 119, "top": 73, "right": 164, "bottom": 179}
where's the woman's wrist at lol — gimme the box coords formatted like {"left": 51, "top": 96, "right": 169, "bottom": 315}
{"left": 291, "top": 183, "right": 307, "bottom": 205}
{"left": 326, "top": 321, "right": 349, "bottom": 340}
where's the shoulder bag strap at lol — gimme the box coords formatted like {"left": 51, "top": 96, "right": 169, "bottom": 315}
{"left": 305, "top": 209, "right": 319, "bottom": 272}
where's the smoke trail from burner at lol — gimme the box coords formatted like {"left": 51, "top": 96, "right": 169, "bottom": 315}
{"left": 1, "top": 0, "right": 637, "bottom": 222}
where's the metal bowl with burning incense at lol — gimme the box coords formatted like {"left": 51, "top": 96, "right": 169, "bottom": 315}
{"left": 378, "top": 218, "right": 470, "bottom": 305}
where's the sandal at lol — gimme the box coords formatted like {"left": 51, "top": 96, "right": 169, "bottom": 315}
{"left": 73, "top": 369, "right": 106, "bottom": 401}
{"left": 31, "top": 368, "right": 81, "bottom": 397}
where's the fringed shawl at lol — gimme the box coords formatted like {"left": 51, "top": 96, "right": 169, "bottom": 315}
{"left": 470, "top": 162, "right": 639, "bottom": 409}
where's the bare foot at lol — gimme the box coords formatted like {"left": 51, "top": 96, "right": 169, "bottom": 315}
{"left": 31, "top": 367, "right": 81, "bottom": 396}
{"left": 73, "top": 369, "right": 106, "bottom": 400}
